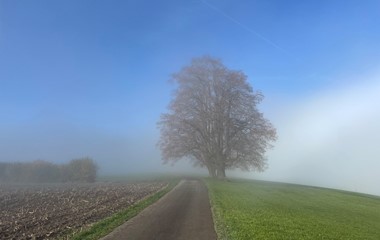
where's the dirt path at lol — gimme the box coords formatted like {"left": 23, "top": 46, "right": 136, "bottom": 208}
{"left": 100, "top": 179, "right": 217, "bottom": 240}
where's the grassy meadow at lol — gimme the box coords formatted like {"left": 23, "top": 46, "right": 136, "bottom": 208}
{"left": 206, "top": 179, "right": 380, "bottom": 240}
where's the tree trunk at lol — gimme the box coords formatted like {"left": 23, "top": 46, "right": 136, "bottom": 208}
{"left": 207, "top": 165, "right": 217, "bottom": 178}
{"left": 216, "top": 165, "right": 226, "bottom": 179}
{"left": 216, "top": 153, "right": 226, "bottom": 179}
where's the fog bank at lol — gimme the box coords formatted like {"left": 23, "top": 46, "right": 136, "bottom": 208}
{"left": 246, "top": 71, "right": 380, "bottom": 196}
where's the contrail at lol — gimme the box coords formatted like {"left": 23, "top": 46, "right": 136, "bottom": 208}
{"left": 201, "top": 0, "right": 289, "bottom": 54}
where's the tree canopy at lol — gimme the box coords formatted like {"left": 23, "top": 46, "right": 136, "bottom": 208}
{"left": 158, "top": 56, "right": 276, "bottom": 178}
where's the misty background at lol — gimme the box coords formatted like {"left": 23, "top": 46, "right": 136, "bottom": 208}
{"left": 1, "top": 0, "right": 379, "bottom": 195}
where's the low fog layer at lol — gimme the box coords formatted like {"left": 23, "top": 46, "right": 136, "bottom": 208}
{"left": 244, "top": 71, "right": 380, "bottom": 196}
{"left": 1, "top": 71, "right": 379, "bottom": 196}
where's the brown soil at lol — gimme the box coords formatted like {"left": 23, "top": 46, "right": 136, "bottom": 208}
{"left": 0, "top": 182, "right": 166, "bottom": 239}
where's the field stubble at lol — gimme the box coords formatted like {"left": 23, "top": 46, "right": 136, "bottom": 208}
{"left": 0, "top": 181, "right": 167, "bottom": 239}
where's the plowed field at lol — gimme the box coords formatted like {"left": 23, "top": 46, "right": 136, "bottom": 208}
{"left": 0, "top": 182, "right": 167, "bottom": 239}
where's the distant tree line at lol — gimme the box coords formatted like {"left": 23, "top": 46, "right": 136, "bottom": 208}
{"left": 0, "top": 158, "right": 97, "bottom": 183}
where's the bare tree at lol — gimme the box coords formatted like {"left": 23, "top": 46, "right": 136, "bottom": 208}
{"left": 158, "top": 56, "right": 276, "bottom": 178}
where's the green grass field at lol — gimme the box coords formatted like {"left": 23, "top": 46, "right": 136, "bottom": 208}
{"left": 206, "top": 179, "right": 380, "bottom": 240}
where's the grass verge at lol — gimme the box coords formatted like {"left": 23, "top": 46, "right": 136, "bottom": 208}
{"left": 205, "top": 178, "right": 380, "bottom": 240}
{"left": 69, "top": 180, "right": 178, "bottom": 240}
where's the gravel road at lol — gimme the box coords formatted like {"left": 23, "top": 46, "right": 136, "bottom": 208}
{"left": 101, "top": 179, "right": 217, "bottom": 240}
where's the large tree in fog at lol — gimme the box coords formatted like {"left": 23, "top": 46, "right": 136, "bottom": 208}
{"left": 158, "top": 56, "right": 276, "bottom": 178}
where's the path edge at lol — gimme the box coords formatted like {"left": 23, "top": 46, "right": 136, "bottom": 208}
{"left": 68, "top": 180, "right": 180, "bottom": 240}
{"left": 203, "top": 178, "right": 228, "bottom": 240}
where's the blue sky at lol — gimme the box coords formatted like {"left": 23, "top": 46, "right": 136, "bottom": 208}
{"left": 1, "top": 1, "right": 380, "bottom": 194}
